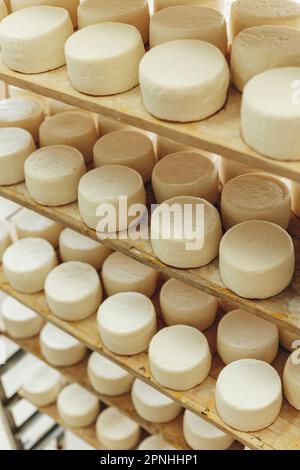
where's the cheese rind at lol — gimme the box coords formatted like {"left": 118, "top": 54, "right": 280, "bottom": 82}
{"left": 1, "top": 295, "right": 44, "bottom": 338}
{"left": 13, "top": 208, "right": 63, "bottom": 248}
{"left": 291, "top": 182, "right": 300, "bottom": 217}
{"left": 21, "top": 362, "right": 64, "bottom": 406}
{"left": 153, "top": 0, "right": 223, "bottom": 13}
{"left": 7, "top": 85, "right": 49, "bottom": 114}
{"left": 0, "top": 97, "right": 44, "bottom": 142}
{"left": 40, "top": 323, "right": 87, "bottom": 366}
{"left": 57, "top": 383, "right": 100, "bottom": 428}
{"left": 10, "top": 0, "right": 79, "bottom": 27}
{"left": 138, "top": 435, "right": 176, "bottom": 450}
{"left": 96, "top": 407, "right": 140, "bottom": 450}
{"left": 283, "top": 350, "right": 300, "bottom": 410}
{"left": 279, "top": 328, "right": 300, "bottom": 352}
{"left": 0, "top": 219, "right": 11, "bottom": 263}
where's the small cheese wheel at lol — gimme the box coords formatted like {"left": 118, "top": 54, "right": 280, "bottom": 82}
{"left": 217, "top": 309, "right": 279, "bottom": 364}
{"left": 97, "top": 114, "right": 134, "bottom": 135}
{"left": 138, "top": 435, "right": 176, "bottom": 450}
{"left": 219, "top": 157, "right": 257, "bottom": 185}
{"left": 0, "top": 97, "right": 44, "bottom": 142}
{"left": 152, "top": 151, "right": 219, "bottom": 204}
{"left": 283, "top": 350, "right": 300, "bottom": 410}
{"left": 40, "top": 323, "right": 87, "bottom": 366}
{"left": 78, "top": 165, "right": 146, "bottom": 231}
{"left": 1, "top": 295, "right": 44, "bottom": 338}
{"left": 160, "top": 278, "right": 218, "bottom": 330}
{"left": 77, "top": 0, "right": 150, "bottom": 44}
{"left": 45, "top": 261, "right": 102, "bottom": 321}
{"left": 10, "top": 0, "right": 79, "bottom": 27}
{"left": 221, "top": 173, "right": 291, "bottom": 230}
{"left": 59, "top": 228, "right": 111, "bottom": 270}
{"left": 151, "top": 196, "right": 222, "bottom": 269}
{"left": 0, "top": 6, "right": 73, "bottom": 73}
{"left": 96, "top": 407, "right": 140, "bottom": 450}
{"left": 65, "top": 23, "right": 145, "bottom": 96}
{"left": 139, "top": 40, "right": 230, "bottom": 123}
{"left": 0, "top": 219, "right": 11, "bottom": 263}
{"left": 131, "top": 379, "right": 181, "bottom": 423}
{"left": 13, "top": 208, "right": 63, "bottom": 248}
{"left": 21, "top": 362, "right": 64, "bottom": 406}
{"left": 279, "top": 328, "right": 300, "bottom": 352}
{"left": 156, "top": 135, "right": 193, "bottom": 160}
{"left": 101, "top": 252, "right": 157, "bottom": 298}
{"left": 7, "top": 85, "right": 49, "bottom": 114}
{"left": 2, "top": 238, "right": 57, "bottom": 293}
{"left": 0, "top": 197, "right": 20, "bottom": 219}
{"left": 87, "top": 352, "right": 134, "bottom": 396}
{"left": 215, "top": 359, "right": 282, "bottom": 431}
{"left": 183, "top": 410, "right": 234, "bottom": 450}
{"left": 0, "top": 0, "right": 8, "bottom": 20}
{"left": 219, "top": 221, "right": 295, "bottom": 299}
{"left": 291, "top": 182, "right": 300, "bottom": 217}
{"left": 25, "top": 145, "right": 86, "bottom": 206}
{"left": 39, "top": 112, "right": 98, "bottom": 163}
{"left": 58, "top": 383, "right": 100, "bottom": 428}
{"left": 149, "top": 325, "right": 212, "bottom": 391}
{"left": 153, "top": 0, "right": 223, "bottom": 14}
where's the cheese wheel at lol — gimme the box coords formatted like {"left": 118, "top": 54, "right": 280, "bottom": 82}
{"left": 217, "top": 309, "right": 279, "bottom": 364}
{"left": 21, "top": 362, "right": 64, "bottom": 406}
{"left": 13, "top": 208, "right": 63, "bottom": 248}
{"left": 153, "top": 0, "right": 223, "bottom": 14}
{"left": 96, "top": 407, "right": 140, "bottom": 450}
{"left": 0, "top": 219, "right": 11, "bottom": 263}
{"left": 0, "top": 197, "right": 20, "bottom": 219}
{"left": 0, "top": 97, "right": 44, "bottom": 142}
{"left": 25, "top": 145, "right": 86, "bottom": 206}
{"left": 219, "top": 221, "right": 295, "bottom": 299}
{"left": 2, "top": 237, "right": 57, "bottom": 293}
{"left": 291, "top": 182, "right": 300, "bottom": 217}
{"left": 45, "top": 261, "right": 102, "bottom": 321}
{"left": 0, "top": 6, "right": 73, "bottom": 73}
{"left": 131, "top": 379, "right": 181, "bottom": 423}
{"left": 10, "top": 0, "right": 79, "bottom": 27}
{"left": 1, "top": 295, "right": 44, "bottom": 338}
{"left": 7, "top": 85, "right": 49, "bottom": 114}
{"left": 58, "top": 384, "right": 100, "bottom": 428}
{"left": 221, "top": 173, "right": 291, "bottom": 230}
{"left": 59, "top": 228, "right": 111, "bottom": 271}
{"left": 149, "top": 325, "right": 212, "bottom": 391}
{"left": 279, "top": 328, "right": 300, "bottom": 352}
{"left": 40, "top": 323, "right": 87, "bottom": 366}
{"left": 138, "top": 435, "right": 176, "bottom": 450}
{"left": 0, "top": 0, "right": 8, "bottom": 20}
{"left": 78, "top": 165, "right": 146, "bottom": 231}
{"left": 152, "top": 151, "right": 219, "bottom": 204}
{"left": 151, "top": 196, "right": 222, "bottom": 269}
{"left": 77, "top": 0, "right": 150, "bottom": 44}
{"left": 160, "top": 278, "right": 218, "bottom": 330}
{"left": 101, "top": 252, "right": 157, "bottom": 298}
{"left": 183, "top": 410, "right": 234, "bottom": 450}
{"left": 65, "top": 23, "right": 145, "bottom": 96}
{"left": 97, "top": 114, "right": 134, "bottom": 135}
{"left": 283, "top": 350, "right": 300, "bottom": 410}
{"left": 215, "top": 359, "right": 282, "bottom": 431}
{"left": 87, "top": 352, "right": 134, "bottom": 396}
{"left": 219, "top": 157, "right": 258, "bottom": 185}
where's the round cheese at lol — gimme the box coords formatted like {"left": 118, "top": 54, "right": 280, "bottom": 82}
{"left": 291, "top": 181, "right": 300, "bottom": 217}
{"left": 25, "top": 145, "right": 86, "bottom": 206}
{"left": 0, "top": 197, "right": 20, "bottom": 219}
{"left": 0, "top": 97, "right": 44, "bottom": 142}
{"left": 96, "top": 407, "right": 140, "bottom": 450}
{"left": 0, "top": 0, "right": 8, "bottom": 20}
{"left": 138, "top": 435, "right": 176, "bottom": 450}
{"left": 153, "top": 0, "right": 224, "bottom": 14}
{"left": 219, "top": 157, "right": 258, "bottom": 185}
{"left": 2, "top": 237, "right": 57, "bottom": 293}
{"left": 10, "top": 0, "right": 79, "bottom": 27}
{"left": 98, "top": 292, "right": 156, "bottom": 355}
{"left": 57, "top": 383, "right": 100, "bottom": 428}
{"left": 21, "top": 362, "right": 64, "bottom": 406}
{"left": 283, "top": 350, "right": 300, "bottom": 410}
{"left": 219, "top": 221, "right": 295, "bottom": 299}
{"left": 97, "top": 114, "right": 134, "bottom": 135}
{"left": 160, "top": 278, "right": 218, "bottom": 330}
{"left": 87, "top": 352, "right": 134, "bottom": 396}
{"left": 0, "top": 219, "right": 11, "bottom": 263}
{"left": 48, "top": 98, "right": 78, "bottom": 116}
{"left": 0, "top": 6, "right": 73, "bottom": 73}
{"left": 1, "top": 295, "right": 44, "bottom": 338}
{"left": 279, "top": 328, "right": 300, "bottom": 352}
{"left": 183, "top": 410, "right": 234, "bottom": 450}
{"left": 101, "top": 252, "right": 157, "bottom": 298}
{"left": 151, "top": 196, "right": 222, "bottom": 269}
{"left": 65, "top": 23, "right": 145, "bottom": 96}
{"left": 149, "top": 325, "right": 211, "bottom": 391}
{"left": 40, "top": 322, "right": 87, "bottom": 366}
{"left": 13, "top": 208, "right": 63, "bottom": 248}
{"left": 7, "top": 85, "right": 49, "bottom": 114}
{"left": 78, "top": 165, "right": 146, "bottom": 231}
{"left": 215, "top": 359, "right": 282, "bottom": 431}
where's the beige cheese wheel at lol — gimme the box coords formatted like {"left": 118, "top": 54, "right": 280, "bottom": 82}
{"left": 58, "top": 383, "right": 100, "bottom": 428}
{"left": 219, "top": 221, "right": 295, "bottom": 299}
{"left": 1, "top": 295, "right": 44, "bottom": 338}
{"left": 10, "top": 0, "right": 79, "bottom": 27}
{"left": 0, "top": 97, "right": 44, "bottom": 142}
{"left": 0, "top": 6, "right": 73, "bottom": 73}
{"left": 0, "top": 0, "right": 8, "bottom": 20}
{"left": 279, "top": 328, "right": 300, "bottom": 352}
{"left": 219, "top": 157, "right": 258, "bottom": 185}
{"left": 0, "top": 219, "right": 11, "bottom": 262}
{"left": 153, "top": 0, "right": 224, "bottom": 13}
{"left": 283, "top": 350, "right": 300, "bottom": 410}
{"left": 96, "top": 407, "right": 140, "bottom": 450}
{"left": 291, "top": 181, "right": 300, "bottom": 217}
{"left": 138, "top": 435, "right": 176, "bottom": 450}
{"left": 101, "top": 252, "right": 157, "bottom": 298}
{"left": 13, "top": 208, "right": 63, "bottom": 248}
{"left": 21, "top": 362, "right": 64, "bottom": 406}
{"left": 7, "top": 85, "right": 49, "bottom": 114}
{"left": 149, "top": 325, "right": 212, "bottom": 391}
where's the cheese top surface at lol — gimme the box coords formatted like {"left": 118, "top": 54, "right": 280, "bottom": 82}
{"left": 232, "top": 0, "right": 300, "bottom": 18}
{"left": 184, "top": 410, "right": 229, "bottom": 438}
{"left": 3, "top": 238, "right": 55, "bottom": 272}
{"left": 58, "top": 383, "right": 98, "bottom": 414}
{"left": 0, "top": 97, "right": 41, "bottom": 121}
{"left": 98, "top": 407, "right": 139, "bottom": 438}
{"left": 22, "top": 363, "right": 61, "bottom": 394}
{"left": 25, "top": 145, "right": 84, "bottom": 179}
{"left": 88, "top": 352, "right": 129, "bottom": 380}
{"left": 133, "top": 379, "right": 175, "bottom": 406}
{"left": 40, "top": 323, "right": 82, "bottom": 350}
{"left": 2, "top": 295, "right": 38, "bottom": 321}
{"left": 14, "top": 208, "right": 57, "bottom": 231}
{"left": 161, "top": 278, "right": 216, "bottom": 312}
{"left": 152, "top": 5, "right": 225, "bottom": 32}
{"left": 94, "top": 130, "right": 153, "bottom": 161}
{"left": 0, "top": 127, "right": 33, "bottom": 156}
{"left": 78, "top": 0, "right": 148, "bottom": 19}
{"left": 102, "top": 252, "right": 156, "bottom": 284}
{"left": 59, "top": 228, "right": 101, "bottom": 250}
{"left": 41, "top": 111, "right": 95, "bottom": 138}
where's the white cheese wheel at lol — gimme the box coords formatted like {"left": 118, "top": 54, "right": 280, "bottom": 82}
{"left": 0, "top": 197, "right": 20, "bottom": 219}
{"left": 1, "top": 295, "right": 44, "bottom": 338}
{"left": 2, "top": 237, "right": 57, "bottom": 293}
{"left": 7, "top": 85, "right": 49, "bottom": 114}
{"left": 101, "top": 252, "right": 157, "bottom": 298}
{"left": 21, "top": 362, "right": 64, "bottom": 406}
{"left": 0, "top": 219, "right": 11, "bottom": 263}
{"left": 183, "top": 410, "right": 234, "bottom": 450}
{"left": 0, "top": 6, "right": 73, "bottom": 73}
{"left": 138, "top": 435, "right": 176, "bottom": 450}
{"left": 241, "top": 68, "right": 300, "bottom": 161}
{"left": 58, "top": 383, "right": 100, "bottom": 428}
{"left": 65, "top": 23, "right": 145, "bottom": 96}
{"left": 97, "top": 292, "right": 156, "bottom": 355}
{"left": 152, "top": 151, "right": 219, "bottom": 204}
{"left": 25, "top": 145, "right": 86, "bottom": 206}
{"left": 0, "top": 97, "right": 44, "bottom": 142}
{"left": 219, "top": 221, "right": 295, "bottom": 299}
{"left": 96, "top": 407, "right": 140, "bottom": 450}
{"left": 0, "top": 0, "right": 8, "bottom": 20}
{"left": 153, "top": 0, "right": 223, "bottom": 14}
{"left": 10, "top": 0, "right": 79, "bottom": 27}
{"left": 149, "top": 325, "right": 211, "bottom": 391}
{"left": 156, "top": 135, "right": 193, "bottom": 160}
{"left": 219, "top": 158, "right": 258, "bottom": 185}
{"left": 283, "top": 350, "right": 300, "bottom": 410}
{"left": 131, "top": 379, "right": 181, "bottom": 423}
{"left": 279, "top": 328, "right": 300, "bottom": 352}
{"left": 291, "top": 182, "right": 300, "bottom": 217}
{"left": 40, "top": 323, "right": 87, "bottom": 366}
{"left": 160, "top": 278, "right": 218, "bottom": 330}
{"left": 221, "top": 173, "right": 291, "bottom": 230}
{"left": 97, "top": 114, "right": 134, "bottom": 135}
{"left": 45, "top": 261, "right": 102, "bottom": 321}
{"left": 59, "top": 228, "right": 111, "bottom": 271}
{"left": 78, "top": 165, "right": 146, "bottom": 231}
{"left": 140, "top": 40, "right": 229, "bottom": 123}
{"left": 87, "top": 352, "right": 134, "bottom": 396}
{"left": 151, "top": 196, "right": 222, "bottom": 269}
{"left": 215, "top": 359, "right": 282, "bottom": 431}
{"left": 77, "top": 0, "right": 150, "bottom": 44}
{"left": 13, "top": 208, "right": 63, "bottom": 248}
{"left": 39, "top": 112, "right": 98, "bottom": 163}
{"left": 48, "top": 98, "right": 78, "bottom": 116}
